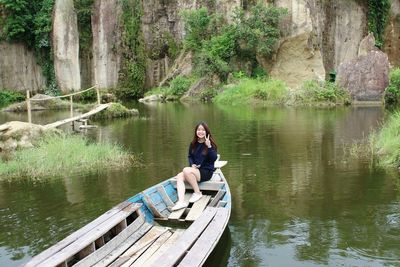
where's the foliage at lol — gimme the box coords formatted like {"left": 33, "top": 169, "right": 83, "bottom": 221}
{"left": 295, "top": 80, "right": 351, "bottom": 104}
{"left": 0, "top": 133, "right": 137, "bottom": 180}
{"left": 117, "top": 0, "right": 146, "bottom": 99}
{"left": 92, "top": 103, "right": 138, "bottom": 119}
{"left": 0, "top": 90, "right": 24, "bottom": 106}
{"left": 181, "top": 3, "right": 287, "bottom": 80}
{"left": 0, "top": 0, "right": 58, "bottom": 94}
{"left": 168, "top": 76, "right": 194, "bottom": 97}
{"left": 74, "top": 0, "right": 94, "bottom": 54}
{"left": 234, "top": 2, "right": 287, "bottom": 58}
{"left": 180, "top": 7, "right": 213, "bottom": 51}
{"left": 367, "top": 0, "right": 390, "bottom": 48}
{"left": 213, "top": 78, "right": 288, "bottom": 105}
{"left": 252, "top": 66, "right": 267, "bottom": 78}
{"left": 384, "top": 68, "right": 400, "bottom": 106}
{"left": 371, "top": 111, "right": 400, "bottom": 168}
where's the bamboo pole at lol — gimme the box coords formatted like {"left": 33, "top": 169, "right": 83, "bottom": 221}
{"left": 96, "top": 87, "right": 101, "bottom": 105}
{"left": 70, "top": 96, "right": 74, "bottom": 127}
{"left": 26, "top": 90, "right": 32, "bottom": 124}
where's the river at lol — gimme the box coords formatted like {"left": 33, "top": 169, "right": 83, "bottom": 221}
{"left": 0, "top": 103, "right": 399, "bottom": 266}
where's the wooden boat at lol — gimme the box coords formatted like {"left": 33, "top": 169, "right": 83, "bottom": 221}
{"left": 23, "top": 156, "right": 230, "bottom": 267}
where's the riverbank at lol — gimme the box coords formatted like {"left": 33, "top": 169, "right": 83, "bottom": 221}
{"left": 0, "top": 132, "right": 138, "bottom": 180}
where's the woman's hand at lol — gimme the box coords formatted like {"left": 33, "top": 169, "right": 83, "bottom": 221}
{"left": 205, "top": 134, "right": 212, "bottom": 148}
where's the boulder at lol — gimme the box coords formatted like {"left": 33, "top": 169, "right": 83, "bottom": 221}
{"left": 139, "top": 94, "right": 164, "bottom": 103}
{"left": 0, "top": 121, "right": 54, "bottom": 152}
{"left": 336, "top": 36, "right": 389, "bottom": 101}
{"left": 2, "top": 94, "right": 69, "bottom": 112}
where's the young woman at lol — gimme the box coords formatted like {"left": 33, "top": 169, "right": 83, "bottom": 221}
{"left": 171, "top": 122, "right": 218, "bottom": 211}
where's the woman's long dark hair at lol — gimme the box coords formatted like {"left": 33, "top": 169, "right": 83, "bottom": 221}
{"left": 190, "top": 122, "right": 217, "bottom": 155}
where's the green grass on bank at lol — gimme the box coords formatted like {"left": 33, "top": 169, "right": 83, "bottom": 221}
{"left": 213, "top": 78, "right": 288, "bottom": 105}
{"left": 0, "top": 133, "right": 138, "bottom": 180}
{"left": 371, "top": 111, "right": 400, "bottom": 168}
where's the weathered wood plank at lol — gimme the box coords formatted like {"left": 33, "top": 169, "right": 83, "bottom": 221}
{"left": 185, "top": 195, "right": 211, "bottom": 222}
{"left": 178, "top": 208, "right": 230, "bottom": 267}
{"left": 44, "top": 103, "right": 110, "bottom": 129}
{"left": 216, "top": 201, "right": 227, "bottom": 207}
{"left": 37, "top": 203, "right": 141, "bottom": 267}
{"left": 170, "top": 179, "right": 224, "bottom": 191}
{"left": 74, "top": 214, "right": 146, "bottom": 267}
{"left": 143, "top": 194, "right": 167, "bottom": 219}
{"left": 168, "top": 193, "right": 191, "bottom": 220}
{"left": 156, "top": 185, "right": 174, "bottom": 207}
{"left": 142, "top": 229, "right": 184, "bottom": 267}
{"left": 147, "top": 207, "right": 217, "bottom": 267}
{"left": 129, "top": 230, "right": 173, "bottom": 267}
{"left": 209, "top": 190, "right": 226, "bottom": 207}
{"left": 22, "top": 201, "right": 136, "bottom": 267}
{"left": 110, "top": 226, "right": 169, "bottom": 267}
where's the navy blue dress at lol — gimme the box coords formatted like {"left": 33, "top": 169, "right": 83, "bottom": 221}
{"left": 188, "top": 142, "right": 218, "bottom": 182}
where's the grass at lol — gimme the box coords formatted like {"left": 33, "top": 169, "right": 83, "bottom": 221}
{"left": 371, "top": 111, "right": 400, "bottom": 168}
{"left": 0, "top": 133, "right": 139, "bottom": 180}
{"left": 289, "top": 80, "right": 351, "bottom": 105}
{"left": 213, "top": 78, "right": 288, "bottom": 105}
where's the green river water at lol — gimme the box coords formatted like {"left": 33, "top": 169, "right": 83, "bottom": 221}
{"left": 0, "top": 103, "right": 399, "bottom": 267}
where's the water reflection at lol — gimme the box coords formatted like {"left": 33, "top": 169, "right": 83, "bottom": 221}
{"left": 1, "top": 104, "right": 399, "bottom": 266}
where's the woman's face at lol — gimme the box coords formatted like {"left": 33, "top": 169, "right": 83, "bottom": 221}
{"left": 196, "top": 125, "right": 207, "bottom": 139}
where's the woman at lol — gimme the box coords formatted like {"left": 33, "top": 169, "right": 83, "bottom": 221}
{"left": 171, "top": 122, "right": 218, "bottom": 211}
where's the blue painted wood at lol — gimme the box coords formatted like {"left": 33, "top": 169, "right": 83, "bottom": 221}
{"left": 164, "top": 182, "right": 178, "bottom": 202}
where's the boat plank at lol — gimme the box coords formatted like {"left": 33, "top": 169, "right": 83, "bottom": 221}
{"left": 38, "top": 203, "right": 141, "bottom": 267}
{"left": 185, "top": 195, "right": 211, "bottom": 222}
{"left": 217, "top": 201, "right": 227, "bottom": 207}
{"left": 22, "top": 201, "right": 136, "bottom": 267}
{"left": 168, "top": 193, "right": 191, "bottom": 220}
{"left": 147, "top": 207, "right": 217, "bottom": 267}
{"left": 156, "top": 185, "right": 174, "bottom": 207}
{"left": 178, "top": 208, "right": 230, "bottom": 267}
{"left": 74, "top": 214, "right": 146, "bottom": 267}
{"left": 170, "top": 179, "right": 224, "bottom": 191}
{"left": 142, "top": 229, "right": 185, "bottom": 267}
{"left": 129, "top": 231, "right": 173, "bottom": 267}
{"left": 143, "top": 195, "right": 166, "bottom": 219}
{"left": 209, "top": 190, "right": 226, "bottom": 207}
{"left": 109, "top": 226, "right": 169, "bottom": 267}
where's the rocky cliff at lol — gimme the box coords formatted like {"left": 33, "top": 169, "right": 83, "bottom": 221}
{"left": 53, "top": 0, "right": 81, "bottom": 92}
{"left": 0, "top": 0, "right": 397, "bottom": 94}
{"left": 0, "top": 43, "right": 46, "bottom": 93}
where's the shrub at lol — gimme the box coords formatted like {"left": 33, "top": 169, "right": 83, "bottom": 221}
{"left": 0, "top": 90, "right": 25, "bottom": 106}
{"left": 168, "top": 76, "right": 193, "bottom": 97}
{"left": 298, "top": 80, "right": 350, "bottom": 104}
{"left": 384, "top": 68, "right": 400, "bottom": 106}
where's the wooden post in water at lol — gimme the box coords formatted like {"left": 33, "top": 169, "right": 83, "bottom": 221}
{"left": 26, "top": 90, "right": 32, "bottom": 125}
{"left": 96, "top": 87, "right": 101, "bottom": 105}
{"left": 70, "top": 95, "right": 74, "bottom": 128}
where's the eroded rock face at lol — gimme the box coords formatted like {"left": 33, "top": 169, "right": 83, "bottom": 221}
{"left": 269, "top": 0, "right": 325, "bottom": 88}
{"left": 92, "top": 0, "right": 122, "bottom": 89}
{"left": 53, "top": 0, "right": 81, "bottom": 92}
{"left": 306, "top": 0, "right": 367, "bottom": 77}
{"left": 336, "top": 48, "right": 389, "bottom": 101}
{"left": 383, "top": 1, "right": 400, "bottom": 67}
{"left": 0, "top": 42, "right": 45, "bottom": 93}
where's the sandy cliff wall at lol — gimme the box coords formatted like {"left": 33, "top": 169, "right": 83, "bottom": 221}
{"left": 0, "top": 42, "right": 45, "bottom": 92}
{"left": 92, "top": 0, "right": 122, "bottom": 89}
{"left": 53, "top": 0, "right": 81, "bottom": 92}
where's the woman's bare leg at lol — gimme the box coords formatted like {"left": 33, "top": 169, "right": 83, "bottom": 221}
{"left": 183, "top": 167, "right": 201, "bottom": 194}
{"left": 176, "top": 172, "right": 185, "bottom": 202}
